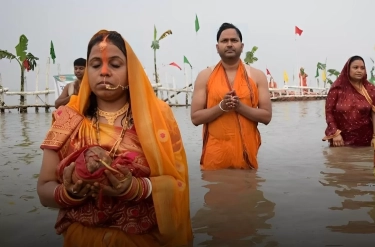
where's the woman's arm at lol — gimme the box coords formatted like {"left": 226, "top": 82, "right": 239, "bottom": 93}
{"left": 37, "top": 149, "right": 63, "bottom": 208}
{"left": 323, "top": 87, "right": 341, "bottom": 139}
{"left": 37, "top": 149, "right": 90, "bottom": 208}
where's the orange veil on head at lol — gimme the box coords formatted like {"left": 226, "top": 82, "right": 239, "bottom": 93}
{"left": 67, "top": 30, "right": 192, "bottom": 246}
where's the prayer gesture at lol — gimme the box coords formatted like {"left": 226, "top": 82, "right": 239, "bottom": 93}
{"left": 63, "top": 162, "right": 91, "bottom": 198}
{"left": 220, "top": 90, "right": 240, "bottom": 111}
{"left": 91, "top": 165, "right": 133, "bottom": 197}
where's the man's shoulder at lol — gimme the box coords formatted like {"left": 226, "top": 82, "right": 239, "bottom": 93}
{"left": 197, "top": 67, "right": 214, "bottom": 81}
{"left": 244, "top": 64, "right": 264, "bottom": 77}
{"left": 244, "top": 64, "right": 266, "bottom": 84}
{"left": 67, "top": 80, "right": 78, "bottom": 85}
{"left": 63, "top": 81, "right": 75, "bottom": 89}
{"left": 199, "top": 67, "right": 214, "bottom": 74}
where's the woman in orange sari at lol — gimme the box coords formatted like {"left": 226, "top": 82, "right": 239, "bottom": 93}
{"left": 323, "top": 55, "right": 375, "bottom": 147}
{"left": 36, "top": 30, "right": 192, "bottom": 247}
{"left": 299, "top": 67, "right": 308, "bottom": 93}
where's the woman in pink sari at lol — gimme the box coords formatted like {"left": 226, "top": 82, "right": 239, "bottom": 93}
{"left": 323, "top": 56, "right": 375, "bottom": 147}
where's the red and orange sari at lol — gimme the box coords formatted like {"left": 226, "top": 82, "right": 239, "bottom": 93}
{"left": 40, "top": 30, "right": 192, "bottom": 247}
{"left": 323, "top": 58, "right": 375, "bottom": 146}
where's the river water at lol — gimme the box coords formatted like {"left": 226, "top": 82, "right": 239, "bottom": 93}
{"left": 0, "top": 100, "right": 374, "bottom": 247}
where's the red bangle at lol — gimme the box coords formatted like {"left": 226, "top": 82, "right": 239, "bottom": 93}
{"left": 54, "top": 184, "right": 86, "bottom": 208}
{"left": 117, "top": 177, "right": 139, "bottom": 201}
{"left": 134, "top": 178, "right": 148, "bottom": 202}
{"left": 117, "top": 177, "right": 152, "bottom": 202}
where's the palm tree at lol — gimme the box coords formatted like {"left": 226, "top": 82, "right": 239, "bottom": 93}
{"left": 150, "top": 26, "right": 172, "bottom": 85}
{"left": 244, "top": 46, "right": 258, "bottom": 65}
{"left": 326, "top": 69, "right": 340, "bottom": 85}
{"left": 0, "top": 34, "right": 39, "bottom": 113}
{"left": 369, "top": 58, "right": 375, "bottom": 85}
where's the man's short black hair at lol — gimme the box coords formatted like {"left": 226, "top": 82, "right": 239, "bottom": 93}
{"left": 74, "top": 58, "right": 86, "bottom": 67}
{"left": 216, "top": 23, "right": 242, "bottom": 42}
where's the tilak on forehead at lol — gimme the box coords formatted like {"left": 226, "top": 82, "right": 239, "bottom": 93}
{"left": 99, "top": 35, "right": 110, "bottom": 74}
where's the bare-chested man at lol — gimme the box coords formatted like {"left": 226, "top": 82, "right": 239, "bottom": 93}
{"left": 55, "top": 58, "right": 86, "bottom": 108}
{"left": 191, "top": 23, "right": 272, "bottom": 170}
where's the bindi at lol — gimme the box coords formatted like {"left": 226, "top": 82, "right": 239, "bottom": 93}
{"left": 99, "top": 35, "right": 109, "bottom": 74}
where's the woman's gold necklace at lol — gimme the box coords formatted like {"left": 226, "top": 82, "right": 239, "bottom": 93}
{"left": 93, "top": 103, "right": 132, "bottom": 158}
{"left": 97, "top": 103, "right": 129, "bottom": 125}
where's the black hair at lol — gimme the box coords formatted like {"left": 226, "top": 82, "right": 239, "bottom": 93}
{"left": 85, "top": 31, "right": 129, "bottom": 127}
{"left": 349, "top": 55, "right": 365, "bottom": 66}
{"left": 74, "top": 58, "right": 86, "bottom": 67}
{"left": 216, "top": 23, "right": 242, "bottom": 42}
{"left": 87, "top": 31, "right": 127, "bottom": 60}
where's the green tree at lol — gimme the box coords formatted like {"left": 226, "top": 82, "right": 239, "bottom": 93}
{"left": 151, "top": 26, "right": 172, "bottom": 85}
{"left": 244, "top": 46, "right": 258, "bottom": 64}
{"left": 326, "top": 69, "right": 340, "bottom": 85}
{"left": 369, "top": 58, "right": 375, "bottom": 85}
{"left": 0, "top": 35, "right": 39, "bottom": 113}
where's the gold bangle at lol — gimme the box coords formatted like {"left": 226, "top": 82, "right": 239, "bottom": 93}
{"left": 219, "top": 100, "right": 229, "bottom": 112}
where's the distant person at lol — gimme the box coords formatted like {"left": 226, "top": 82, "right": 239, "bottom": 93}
{"left": 323, "top": 55, "right": 375, "bottom": 147}
{"left": 268, "top": 77, "right": 280, "bottom": 97}
{"left": 268, "top": 77, "right": 278, "bottom": 89}
{"left": 190, "top": 22, "right": 272, "bottom": 170}
{"left": 299, "top": 67, "right": 308, "bottom": 93}
{"left": 54, "top": 58, "right": 86, "bottom": 108}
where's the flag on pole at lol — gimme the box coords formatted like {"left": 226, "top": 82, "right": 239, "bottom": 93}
{"left": 50, "top": 40, "right": 56, "bottom": 64}
{"left": 195, "top": 14, "right": 200, "bottom": 33}
{"left": 316, "top": 62, "right": 326, "bottom": 80}
{"left": 283, "top": 71, "right": 289, "bottom": 83}
{"left": 183, "top": 56, "right": 192, "bottom": 68}
{"left": 295, "top": 26, "right": 303, "bottom": 36}
{"left": 322, "top": 69, "right": 327, "bottom": 81}
{"left": 169, "top": 62, "right": 182, "bottom": 70}
{"left": 266, "top": 68, "right": 271, "bottom": 76}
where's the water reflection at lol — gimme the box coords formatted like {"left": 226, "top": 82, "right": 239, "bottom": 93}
{"left": 17, "top": 114, "right": 32, "bottom": 147}
{"left": 280, "top": 102, "right": 290, "bottom": 122}
{"left": 0, "top": 114, "right": 7, "bottom": 141}
{"left": 192, "top": 170, "right": 277, "bottom": 247}
{"left": 321, "top": 147, "right": 375, "bottom": 234}
{"left": 298, "top": 101, "right": 308, "bottom": 118}
{"left": 16, "top": 114, "right": 36, "bottom": 165}
{"left": 0, "top": 113, "right": 63, "bottom": 246}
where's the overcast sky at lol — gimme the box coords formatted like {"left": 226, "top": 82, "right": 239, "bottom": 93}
{"left": 1, "top": 0, "right": 374, "bottom": 104}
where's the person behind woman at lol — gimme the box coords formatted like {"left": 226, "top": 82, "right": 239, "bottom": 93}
{"left": 323, "top": 55, "right": 375, "bottom": 147}
{"left": 55, "top": 58, "right": 86, "bottom": 108}
{"left": 37, "top": 30, "right": 192, "bottom": 247}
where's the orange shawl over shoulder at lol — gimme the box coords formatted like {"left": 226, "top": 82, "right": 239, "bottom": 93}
{"left": 200, "top": 62, "right": 261, "bottom": 170}
{"left": 40, "top": 30, "right": 192, "bottom": 247}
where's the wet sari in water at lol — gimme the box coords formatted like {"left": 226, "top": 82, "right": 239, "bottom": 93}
{"left": 323, "top": 58, "right": 375, "bottom": 146}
